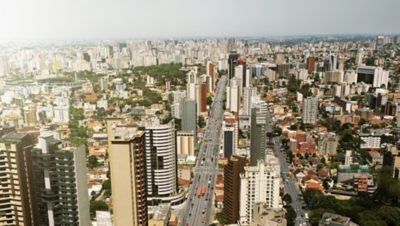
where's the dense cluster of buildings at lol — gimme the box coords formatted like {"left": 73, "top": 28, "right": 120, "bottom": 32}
{"left": 0, "top": 34, "right": 400, "bottom": 225}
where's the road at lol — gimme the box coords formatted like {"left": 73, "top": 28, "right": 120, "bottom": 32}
{"left": 266, "top": 110, "right": 308, "bottom": 226}
{"left": 180, "top": 75, "right": 228, "bottom": 226}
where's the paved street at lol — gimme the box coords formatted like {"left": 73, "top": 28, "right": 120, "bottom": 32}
{"left": 266, "top": 110, "right": 308, "bottom": 226}
{"left": 179, "top": 75, "right": 228, "bottom": 226}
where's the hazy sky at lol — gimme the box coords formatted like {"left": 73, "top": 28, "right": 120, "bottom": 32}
{"left": 0, "top": 0, "right": 399, "bottom": 42}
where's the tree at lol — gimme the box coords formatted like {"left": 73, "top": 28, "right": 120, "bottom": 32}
{"left": 103, "top": 179, "right": 112, "bottom": 197}
{"left": 88, "top": 156, "right": 99, "bottom": 169}
{"left": 283, "top": 193, "right": 292, "bottom": 205}
{"left": 284, "top": 205, "right": 296, "bottom": 226}
{"left": 206, "top": 96, "right": 213, "bottom": 106}
{"left": 198, "top": 115, "right": 206, "bottom": 128}
{"left": 90, "top": 200, "right": 108, "bottom": 219}
{"left": 216, "top": 211, "right": 229, "bottom": 224}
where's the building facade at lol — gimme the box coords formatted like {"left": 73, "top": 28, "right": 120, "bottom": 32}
{"left": 302, "top": 96, "right": 318, "bottom": 125}
{"left": 109, "top": 127, "right": 148, "bottom": 226}
{"left": 223, "top": 155, "right": 248, "bottom": 223}
{"left": 239, "top": 159, "right": 281, "bottom": 225}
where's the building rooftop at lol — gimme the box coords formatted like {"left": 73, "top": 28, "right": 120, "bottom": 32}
{"left": 338, "top": 164, "right": 370, "bottom": 173}
{"left": 1, "top": 132, "right": 28, "bottom": 143}
{"left": 319, "top": 212, "right": 358, "bottom": 226}
{"left": 152, "top": 203, "right": 171, "bottom": 221}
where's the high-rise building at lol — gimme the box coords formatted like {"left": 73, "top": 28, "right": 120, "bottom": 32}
{"left": 239, "top": 158, "right": 281, "bottom": 225}
{"left": 250, "top": 107, "right": 267, "bottom": 166}
{"left": 324, "top": 70, "right": 344, "bottom": 84}
{"left": 176, "top": 131, "right": 195, "bottom": 156}
{"left": 228, "top": 52, "right": 240, "bottom": 79}
{"left": 23, "top": 105, "right": 37, "bottom": 126}
{"left": 186, "top": 70, "right": 197, "bottom": 100}
{"left": 206, "top": 61, "right": 215, "bottom": 89}
{"left": 0, "top": 132, "right": 36, "bottom": 226}
{"left": 357, "top": 66, "right": 389, "bottom": 88}
{"left": 356, "top": 49, "right": 364, "bottom": 66}
{"left": 143, "top": 120, "right": 177, "bottom": 201}
{"left": 199, "top": 83, "right": 207, "bottom": 113}
{"left": 243, "top": 87, "right": 258, "bottom": 116}
{"left": 376, "top": 35, "right": 385, "bottom": 50}
{"left": 229, "top": 80, "right": 240, "bottom": 115}
{"left": 109, "top": 126, "right": 148, "bottom": 226}
{"left": 318, "top": 132, "right": 339, "bottom": 156}
{"left": 223, "top": 126, "right": 235, "bottom": 157}
{"left": 182, "top": 100, "right": 197, "bottom": 139}
{"left": 307, "top": 56, "right": 316, "bottom": 74}
{"left": 276, "top": 64, "right": 290, "bottom": 77}
{"left": 302, "top": 97, "right": 318, "bottom": 125}
{"left": 31, "top": 134, "right": 90, "bottom": 226}
{"left": 223, "top": 155, "right": 248, "bottom": 223}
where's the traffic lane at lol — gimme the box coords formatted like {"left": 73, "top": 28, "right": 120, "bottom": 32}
{"left": 273, "top": 142, "right": 307, "bottom": 225}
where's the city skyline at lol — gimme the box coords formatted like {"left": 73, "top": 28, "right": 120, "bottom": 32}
{"left": 1, "top": 0, "right": 400, "bottom": 43}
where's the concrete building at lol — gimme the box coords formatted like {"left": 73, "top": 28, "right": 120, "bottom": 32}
{"left": 223, "top": 126, "right": 235, "bottom": 157}
{"left": 317, "top": 132, "right": 339, "bottom": 156}
{"left": 302, "top": 97, "right": 318, "bottom": 125}
{"left": 182, "top": 100, "right": 197, "bottom": 139}
{"left": 53, "top": 105, "right": 70, "bottom": 123}
{"left": 31, "top": 134, "right": 90, "bottom": 226}
{"left": 250, "top": 107, "right": 267, "bottom": 166}
{"left": 344, "top": 71, "right": 357, "bottom": 84}
{"left": 360, "top": 130, "right": 383, "bottom": 149}
{"left": 239, "top": 158, "right": 281, "bottom": 225}
{"left": 148, "top": 203, "right": 171, "bottom": 226}
{"left": 324, "top": 70, "right": 344, "bottom": 84}
{"left": 251, "top": 203, "right": 286, "bottom": 226}
{"left": 144, "top": 120, "right": 178, "bottom": 200}
{"left": 0, "top": 132, "right": 36, "bottom": 226}
{"left": 176, "top": 131, "right": 195, "bottom": 156}
{"left": 243, "top": 87, "right": 258, "bottom": 116}
{"left": 307, "top": 57, "right": 316, "bottom": 74}
{"left": 337, "top": 164, "right": 370, "bottom": 183}
{"left": 319, "top": 212, "right": 359, "bottom": 226}
{"left": 224, "top": 155, "right": 248, "bottom": 224}
{"left": 96, "top": 211, "right": 113, "bottom": 226}
{"left": 228, "top": 52, "right": 240, "bottom": 79}
{"left": 357, "top": 66, "right": 389, "bottom": 88}
{"left": 109, "top": 126, "right": 148, "bottom": 226}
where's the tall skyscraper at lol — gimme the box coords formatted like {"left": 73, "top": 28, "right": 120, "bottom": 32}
{"left": 356, "top": 49, "right": 364, "bottom": 66}
{"left": 228, "top": 52, "right": 239, "bottom": 79}
{"left": 250, "top": 107, "right": 267, "bottom": 166}
{"left": 31, "top": 134, "right": 90, "bottom": 226}
{"left": 302, "top": 96, "right": 318, "bottom": 125}
{"left": 224, "top": 155, "right": 248, "bottom": 223}
{"left": 242, "top": 87, "right": 258, "bottom": 116}
{"left": 0, "top": 132, "right": 35, "bottom": 226}
{"left": 228, "top": 79, "right": 240, "bottom": 115}
{"left": 206, "top": 61, "right": 215, "bottom": 90}
{"left": 182, "top": 100, "right": 197, "bottom": 137}
{"left": 109, "top": 126, "right": 148, "bottom": 226}
{"left": 199, "top": 83, "right": 207, "bottom": 113}
{"left": 307, "top": 56, "right": 316, "bottom": 74}
{"left": 144, "top": 120, "right": 177, "bottom": 202}
{"left": 223, "top": 126, "right": 235, "bottom": 157}
{"left": 357, "top": 66, "right": 389, "bottom": 88}
{"left": 239, "top": 158, "right": 281, "bottom": 225}
{"left": 187, "top": 70, "right": 197, "bottom": 100}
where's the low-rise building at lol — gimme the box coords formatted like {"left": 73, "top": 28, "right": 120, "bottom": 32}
{"left": 251, "top": 203, "right": 287, "bottom": 226}
{"left": 318, "top": 212, "right": 359, "bottom": 226}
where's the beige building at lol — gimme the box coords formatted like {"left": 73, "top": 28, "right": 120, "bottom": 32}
{"left": 176, "top": 131, "right": 195, "bottom": 156}
{"left": 148, "top": 204, "right": 171, "bottom": 226}
{"left": 0, "top": 132, "right": 35, "bottom": 226}
{"left": 109, "top": 126, "right": 148, "bottom": 226}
